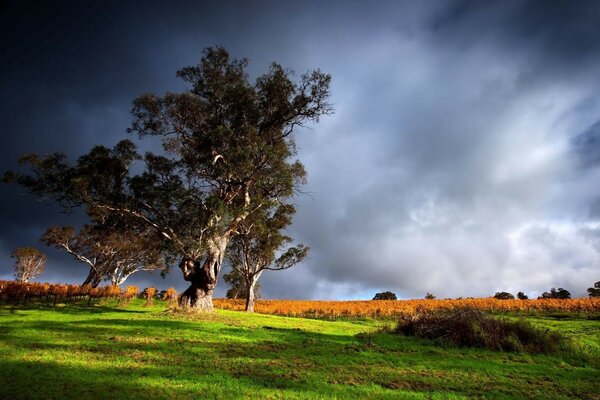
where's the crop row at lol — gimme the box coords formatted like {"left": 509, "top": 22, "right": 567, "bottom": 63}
{"left": 0, "top": 280, "right": 137, "bottom": 304}
{"left": 213, "top": 297, "right": 600, "bottom": 318}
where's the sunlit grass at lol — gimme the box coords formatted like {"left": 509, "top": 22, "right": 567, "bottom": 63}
{"left": 0, "top": 300, "right": 599, "bottom": 399}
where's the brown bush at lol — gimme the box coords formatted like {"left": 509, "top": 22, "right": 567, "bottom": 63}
{"left": 395, "top": 308, "right": 563, "bottom": 353}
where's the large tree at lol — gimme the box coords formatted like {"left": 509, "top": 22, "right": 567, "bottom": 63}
{"left": 41, "top": 224, "right": 164, "bottom": 287}
{"left": 11, "top": 247, "right": 47, "bottom": 283}
{"left": 4, "top": 47, "right": 331, "bottom": 310}
{"left": 227, "top": 204, "right": 308, "bottom": 312}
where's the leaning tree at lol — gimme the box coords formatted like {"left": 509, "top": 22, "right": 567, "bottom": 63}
{"left": 41, "top": 224, "right": 164, "bottom": 287}
{"left": 4, "top": 47, "right": 331, "bottom": 311}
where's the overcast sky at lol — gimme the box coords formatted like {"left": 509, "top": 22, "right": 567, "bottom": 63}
{"left": 1, "top": 0, "right": 600, "bottom": 299}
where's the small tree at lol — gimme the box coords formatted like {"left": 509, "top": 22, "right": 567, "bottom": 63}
{"left": 11, "top": 247, "right": 46, "bottom": 282}
{"left": 517, "top": 291, "right": 528, "bottom": 300}
{"left": 587, "top": 281, "right": 600, "bottom": 298}
{"left": 373, "top": 291, "right": 397, "bottom": 300}
{"left": 424, "top": 292, "right": 436, "bottom": 300}
{"left": 223, "top": 265, "right": 261, "bottom": 300}
{"left": 227, "top": 204, "right": 308, "bottom": 312}
{"left": 539, "top": 287, "right": 571, "bottom": 299}
{"left": 493, "top": 292, "right": 515, "bottom": 300}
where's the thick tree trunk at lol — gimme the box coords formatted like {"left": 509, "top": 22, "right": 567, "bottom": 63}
{"left": 178, "top": 236, "right": 228, "bottom": 312}
{"left": 245, "top": 278, "right": 256, "bottom": 312}
{"left": 82, "top": 267, "right": 102, "bottom": 288}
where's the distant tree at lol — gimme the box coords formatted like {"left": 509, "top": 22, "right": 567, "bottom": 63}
{"left": 424, "top": 292, "right": 436, "bottom": 300}
{"left": 226, "top": 204, "right": 308, "bottom": 312}
{"left": 493, "top": 292, "right": 515, "bottom": 300}
{"left": 587, "top": 281, "right": 600, "bottom": 298}
{"left": 223, "top": 265, "right": 261, "bottom": 301}
{"left": 373, "top": 291, "right": 397, "bottom": 300}
{"left": 517, "top": 291, "right": 528, "bottom": 300}
{"left": 41, "top": 224, "right": 164, "bottom": 287}
{"left": 11, "top": 247, "right": 46, "bottom": 282}
{"left": 539, "top": 287, "right": 571, "bottom": 299}
{"left": 5, "top": 46, "right": 332, "bottom": 311}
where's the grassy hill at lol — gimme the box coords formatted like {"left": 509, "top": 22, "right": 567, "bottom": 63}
{"left": 1, "top": 300, "right": 599, "bottom": 399}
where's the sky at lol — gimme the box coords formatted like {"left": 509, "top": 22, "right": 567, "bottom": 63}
{"left": 1, "top": 0, "right": 600, "bottom": 299}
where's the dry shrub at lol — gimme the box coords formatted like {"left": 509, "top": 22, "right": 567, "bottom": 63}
{"left": 162, "top": 287, "right": 178, "bottom": 307}
{"left": 395, "top": 308, "right": 563, "bottom": 353}
{"left": 145, "top": 287, "right": 157, "bottom": 306}
{"left": 0, "top": 280, "right": 122, "bottom": 305}
{"left": 119, "top": 285, "right": 139, "bottom": 307}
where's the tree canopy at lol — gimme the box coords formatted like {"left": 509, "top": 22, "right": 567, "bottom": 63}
{"left": 373, "top": 291, "right": 397, "bottom": 300}
{"left": 5, "top": 46, "right": 332, "bottom": 310}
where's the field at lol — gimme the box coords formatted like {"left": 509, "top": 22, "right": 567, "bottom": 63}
{"left": 1, "top": 299, "right": 599, "bottom": 399}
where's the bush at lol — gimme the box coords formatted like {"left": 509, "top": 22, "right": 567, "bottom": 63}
{"left": 493, "top": 291, "right": 515, "bottom": 300}
{"left": 539, "top": 288, "right": 571, "bottom": 299}
{"left": 144, "top": 287, "right": 157, "bottom": 306}
{"left": 373, "top": 291, "right": 397, "bottom": 300}
{"left": 517, "top": 291, "right": 528, "bottom": 300}
{"left": 395, "top": 308, "right": 562, "bottom": 353}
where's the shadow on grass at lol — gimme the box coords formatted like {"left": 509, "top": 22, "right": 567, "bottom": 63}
{"left": 2, "top": 309, "right": 600, "bottom": 399}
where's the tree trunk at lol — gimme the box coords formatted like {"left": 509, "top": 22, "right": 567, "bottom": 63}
{"left": 82, "top": 267, "right": 102, "bottom": 288}
{"left": 178, "top": 236, "right": 228, "bottom": 312}
{"left": 245, "top": 277, "right": 257, "bottom": 312}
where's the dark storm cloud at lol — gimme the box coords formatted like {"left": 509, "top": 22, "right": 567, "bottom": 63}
{"left": 1, "top": 0, "right": 599, "bottom": 298}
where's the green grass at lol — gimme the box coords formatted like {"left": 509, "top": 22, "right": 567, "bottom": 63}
{"left": 1, "top": 300, "right": 599, "bottom": 399}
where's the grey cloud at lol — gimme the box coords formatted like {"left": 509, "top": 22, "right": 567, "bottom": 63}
{"left": 1, "top": 1, "right": 600, "bottom": 298}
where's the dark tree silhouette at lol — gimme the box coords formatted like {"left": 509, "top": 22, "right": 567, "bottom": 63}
{"left": 587, "top": 281, "right": 600, "bottom": 298}
{"left": 539, "top": 287, "right": 571, "bottom": 299}
{"left": 373, "top": 291, "right": 397, "bottom": 300}
{"left": 493, "top": 292, "right": 515, "bottom": 300}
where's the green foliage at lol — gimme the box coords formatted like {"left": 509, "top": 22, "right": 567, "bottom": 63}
{"left": 5, "top": 47, "right": 332, "bottom": 302}
{"left": 373, "top": 291, "right": 397, "bottom": 300}
{"left": 517, "top": 291, "right": 528, "bottom": 300}
{"left": 424, "top": 292, "right": 436, "bottom": 300}
{"left": 223, "top": 266, "right": 261, "bottom": 300}
{"left": 588, "top": 281, "right": 600, "bottom": 298}
{"left": 539, "top": 287, "right": 571, "bottom": 299}
{"left": 226, "top": 202, "right": 309, "bottom": 310}
{"left": 493, "top": 291, "right": 515, "bottom": 300}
